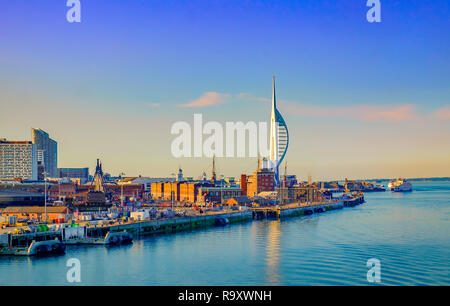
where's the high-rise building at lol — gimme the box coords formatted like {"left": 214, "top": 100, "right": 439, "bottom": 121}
{"left": 31, "top": 128, "right": 58, "bottom": 179}
{"left": 269, "top": 75, "right": 289, "bottom": 186}
{"left": 0, "top": 139, "right": 38, "bottom": 180}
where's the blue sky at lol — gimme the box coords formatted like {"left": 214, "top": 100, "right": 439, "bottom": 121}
{"left": 1, "top": 0, "right": 449, "bottom": 180}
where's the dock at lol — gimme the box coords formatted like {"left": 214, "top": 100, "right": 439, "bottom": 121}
{"left": 85, "top": 210, "right": 253, "bottom": 238}
{"left": 0, "top": 195, "right": 364, "bottom": 256}
{"left": 251, "top": 195, "right": 365, "bottom": 219}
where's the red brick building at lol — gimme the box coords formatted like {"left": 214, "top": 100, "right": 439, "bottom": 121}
{"left": 241, "top": 166, "right": 275, "bottom": 197}
{"left": 48, "top": 183, "right": 77, "bottom": 200}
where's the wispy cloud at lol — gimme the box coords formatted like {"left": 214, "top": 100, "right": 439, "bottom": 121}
{"left": 236, "top": 93, "right": 270, "bottom": 103}
{"left": 239, "top": 93, "right": 419, "bottom": 122}
{"left": 147, "top": 103, "right": 160, "bottom": 107}
{"left": 433, "top": 106, "right": 450, "bottom": 120}
{"left": 179, "top": 92, "right": 230, "bottom": 108}
{"left": 283, "top": 103, "right": 417, "bottom": 122}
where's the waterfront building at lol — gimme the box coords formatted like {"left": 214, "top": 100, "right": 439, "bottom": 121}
{"left": 178, "top": 182, "right": 197, "bottom": 203}
{"left": 31, "top": 128, "right": 58, "bottom": 179}
{"left": 58, "top": 167, "right": 89, "bottom": 183}
{"left": 151, "top": 181, "right": 215, "bottom": 204}
{"left": 269, "top": 75, "right": 289, "bottom": 186}
{"left": 241, "top": 158, "right": 275, "bottom": 197}
{"left": 1, "top": 206, "right": 71, "bottom": 222}
{"left": 0, "top": 139, "right": 38, "bottom": 180}
{"left": 198, "top": 186, "right": 243, "bottom": 204}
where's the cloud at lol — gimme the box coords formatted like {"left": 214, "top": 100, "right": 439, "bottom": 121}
{"left": 236, "top": 93, "right": 270, "bottom": 103}
{"left": 237, "top": 92, "right": 419, "bottom": 122}
{"left": 147, "top": 103, "right": 160, "bottom": 107}
{"left": 283, "top": 103, "right": 417, "bottom": 122}
{"left": 179, "top": 92, "right": 230, "bottom": 108}
{"left": 433, "top": 106, "right": 450, "bottom": 120}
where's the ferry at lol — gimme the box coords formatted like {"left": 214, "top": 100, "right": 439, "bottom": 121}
{"left": 388, "top": 178, "right": 412, "bottom": 192}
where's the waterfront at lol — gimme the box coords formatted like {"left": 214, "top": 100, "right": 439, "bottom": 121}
{"left": 0, "top": 181, "right": 449, "bottom": 286}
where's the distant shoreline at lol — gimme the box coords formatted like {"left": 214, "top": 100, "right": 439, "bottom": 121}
{"left": 332, "top": 177, "right": 450, "bottom": 183}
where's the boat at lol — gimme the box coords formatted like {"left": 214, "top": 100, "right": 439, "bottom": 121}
{"left": 0, "top": 232, "right": 65, "bottom": 256}
{"left": 388, "top": 178, "right": 412, "bottom": 192}
{"left": 61, "top": 226, "right": 133, "bottom": 245}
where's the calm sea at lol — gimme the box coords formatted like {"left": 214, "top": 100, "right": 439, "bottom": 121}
{"left": 1, "top": 181, "right": 449, "bottom": 285}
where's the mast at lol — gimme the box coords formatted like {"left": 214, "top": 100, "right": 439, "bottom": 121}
{"left": 212, "top": 154, "right": 216, "bottom": 184}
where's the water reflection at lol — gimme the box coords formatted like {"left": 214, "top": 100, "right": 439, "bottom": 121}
{"left": 265, "top": 220, "right": 281, "bottom": 285}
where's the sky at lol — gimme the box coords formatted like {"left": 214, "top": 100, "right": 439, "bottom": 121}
{"left": 0, "top": 0, "right": 449, "bottom": 180}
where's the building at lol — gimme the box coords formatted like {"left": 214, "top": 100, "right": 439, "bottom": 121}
{"left": 269, "top": 75, "right": 289, "bottom": 186}
{"left": 1, "top": 206, "right": 71, "bottom": 222}
{"left": 31, "top": 128, "right": 58, "bottom": 179}
{"left": 277, "top": 185, "right": 321, "bottom": 204}
{"left": 48, "top": 183, "right": 77, "bottom": 200}
{"left": 0, "top": 139, "right": 38, "bottom": 180}
{"left": 0, "top": 188, "right": 44, "bottom": 208}
{"left": 242, "top": 159, "right": 275, "bottom": 197}
{"left": 198, "top": 186, "right": 243, "bottom": 204}
{"left": 119, "top": 176, "right": 167, "bottom": 196}
{"left": 108, "top": 184, "right": 145, "bottom": 202}
{"left": 151, "top": 181, "right": 215, "bottom": 204}
{"left": 58, "top": 168, "right": 89, "bottom": 183}
{"left": 225, "top": 196, "right": 253, "bottom": 207}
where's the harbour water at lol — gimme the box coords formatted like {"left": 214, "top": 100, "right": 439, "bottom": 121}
{"left": 0, "top": 181, "right": 449, "bottom": 286}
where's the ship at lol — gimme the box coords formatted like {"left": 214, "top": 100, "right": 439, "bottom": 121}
{"left": 388, "top": 178, "right": 412, "bottom": 192}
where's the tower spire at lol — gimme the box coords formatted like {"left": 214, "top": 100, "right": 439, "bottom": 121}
{"left": 272, "top": 74, "right": 276, "bottom": 112}
{"left": 269, "top": 74, "right": 289, "bottom": 187}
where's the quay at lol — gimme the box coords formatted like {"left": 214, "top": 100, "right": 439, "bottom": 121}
{"left": 250, "top": 194, "right": 364, "bottom": 219}
{"left": 85, "top": 210, "right": 253, "bottom": 238}
{"left": 0, "top": 194, "right": 364, "bottom": 256}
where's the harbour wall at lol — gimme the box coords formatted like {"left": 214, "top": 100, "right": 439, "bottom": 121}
{"left": 87, "top": 210, "right": 253, "bottom": 237}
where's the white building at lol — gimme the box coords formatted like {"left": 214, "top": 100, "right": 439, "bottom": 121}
{"left": 0, "top": 139, "right": 37, "bottom": 180}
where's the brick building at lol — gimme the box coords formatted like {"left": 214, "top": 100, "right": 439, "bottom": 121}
{"left": 48, "top": 183, "right": 77, "bottom": 200}
{"left": 241, "top": 164, "right": 275, "bottom": 197}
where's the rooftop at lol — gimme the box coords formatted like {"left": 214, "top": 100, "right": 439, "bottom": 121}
{"left": 0, "top": 189, "right": 44, "bottom": 198}
{"left": 2, "top": 206, "right": 69, "bottom": 214}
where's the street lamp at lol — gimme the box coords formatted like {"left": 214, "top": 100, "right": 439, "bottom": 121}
{"left": 43, "top": 170, "right": 48, "bottom": 222}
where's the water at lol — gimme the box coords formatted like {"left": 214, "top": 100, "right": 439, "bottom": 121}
{"left": 1, "top": 181, "right": 449, "bottom": 285}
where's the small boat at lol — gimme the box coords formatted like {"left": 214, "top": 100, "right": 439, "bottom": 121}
{"left": 29, "top": 239, "right": 66, "bottom": 256}
{"left": 0, "top": 237, "right": 65, "bottom": 256}
{"left": 388, "top": 178, "right": 412, "bottom": 192}
{"left": 61, "top": 226, "right": 132, "bottom": 246}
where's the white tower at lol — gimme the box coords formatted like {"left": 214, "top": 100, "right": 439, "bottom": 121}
{"left": 269, "top": 75, "right": 289, "bottom": 186}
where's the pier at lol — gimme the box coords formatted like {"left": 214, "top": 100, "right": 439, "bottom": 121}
{"left": 251, "top": 195, "right": 364, "bottom": 219}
